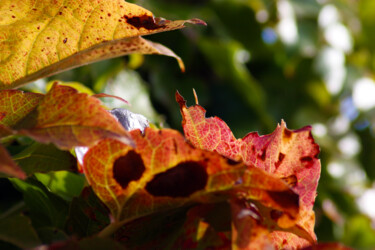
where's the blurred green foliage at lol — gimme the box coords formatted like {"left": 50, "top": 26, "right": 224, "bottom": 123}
{"left": 4, "top": 0, "right": 375, "bottom": 248}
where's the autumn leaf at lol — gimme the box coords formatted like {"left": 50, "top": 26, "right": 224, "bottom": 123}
{"left": 82, "top": 128, "right": 300, "bottom": 235}
{"left": 0, "top": 144, "right": 26, "bottom": 179}
{"left": 0, "top": 83, "right": 131, "bottom": 150}
{"left": 0, "top": 0, "right": 205, "bottom": 89}
{"left": 0, "top": 89, "right": 43, "bottom": 137}
{"left": 177, "top": 91, "right": 320, "bottom": 248}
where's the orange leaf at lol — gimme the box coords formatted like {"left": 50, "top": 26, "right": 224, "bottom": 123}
{"left": 0, "top": 144, "right": 26, "bottom": 179}
{"left": 0, "top": 0, "right": 205, "bottom": 89}
{"left": 177, "top": 92, "right": 320, "bottom": 248}
{"left": 0, "top": 83, "right": 131, "bottom": 150}
{"left": 82, "top": 127, "right": 299, "bottom": 229}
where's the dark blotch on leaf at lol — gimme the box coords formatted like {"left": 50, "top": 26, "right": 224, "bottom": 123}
{"left": 281, "top": 175, "right": 298, "bottom": 188}
{"left": 257, "top": 148, "right": 266, "bottom": 161}
{"left": 145, "top": 161, "right": 208, "bottom": 197}
{"left": 63, "top": 38, "right": 67, "bottom": 43}
{"left": 113, "top": 151, "right": 145, "bottom": 189}
{"left": 275, "top": 152, "right": 285, "bottom": 169}
{"left": 283, "top": 129, "right": 292, "bottom": 139}
{"left": 270, "top": 210, "right": 283, "bottom": 221}
{"left": 226, "top": 158, "right": 240, "bottom": 165}
{"left": 126, "top": 14, "right": 165, "bottom": 30}
{"left": 268, "top": 190, "right": 299, "bottom": 209}
{"left": 300, "top": 156, "right": 314, "bottom": 168}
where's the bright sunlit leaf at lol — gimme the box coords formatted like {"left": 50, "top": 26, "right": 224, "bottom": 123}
{"left": 0, "top": 0, "right": 206, "bottom": 89}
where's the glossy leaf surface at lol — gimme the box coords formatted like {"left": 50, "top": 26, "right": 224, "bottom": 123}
{"left": 0, "top": 0, "right": 205, "bottom": 89}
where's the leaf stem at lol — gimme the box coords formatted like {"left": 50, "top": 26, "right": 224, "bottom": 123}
{"left": 0, "top": 201, "right": 25, "bottom": 220}
{"left": 97, "top": 221, "right": 124, "bottom": 238}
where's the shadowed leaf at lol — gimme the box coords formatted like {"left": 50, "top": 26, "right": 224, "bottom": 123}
{"left": 65, "top": 187, "right": 110, "bottom": 238}
{"left": 0, "top": 213, "right": 41, "bottom": 249}
{"left": 13, "top": 142, "right": 76, "bottom": 176}
{"left": 0, "top": 0, "right": 205, "bottom": 89}
{"left": 0, "top": 144, "right": 26, "bottom": 179}
{"left": 10, "top": 178, "right": 69, "bottom": 229}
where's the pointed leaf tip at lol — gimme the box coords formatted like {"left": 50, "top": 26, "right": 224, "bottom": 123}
{"left": 0, "top": 144, "right": 26, "bottom": 179}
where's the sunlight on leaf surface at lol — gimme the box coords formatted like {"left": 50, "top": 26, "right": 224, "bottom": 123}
{"left": 0, "top": 0, "right": 205, "bottom": 89}
{"left": 0, "top": 83, "right": 131, "bottom": 149}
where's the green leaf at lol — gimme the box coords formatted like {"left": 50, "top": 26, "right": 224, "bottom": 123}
{"left": 13, "top": 142, "right": 77, "bottom": 176}
{"left": 65, "top": 187, "right": 110, "bottom": 238}
{"left": 34, "top": 171, "right": 85, "bottom": 201}
{"left": 343, "top": 215, "right": 375, "bottom": 248}
{"left": 0, "top": 213, "right": 41, "bottom": 249}
{"left": 100, "top": 69, "right": 162, "bottom": 124}
{"left": 10, "top": 178, "right": 69, "bottom": 229}
{"left": 36, "top": 227, "right": 69, "bottom": 245}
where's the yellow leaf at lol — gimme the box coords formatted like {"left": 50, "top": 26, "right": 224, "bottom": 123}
{"left": 0, "top": 0, "right": 205, "bottom": 89}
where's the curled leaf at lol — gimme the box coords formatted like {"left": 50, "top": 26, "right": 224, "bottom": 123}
{"left": 0, "top": 0, "right": 205, "bottom": 89}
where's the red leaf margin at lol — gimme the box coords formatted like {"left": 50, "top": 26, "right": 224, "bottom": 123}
{"left": 176, "top": 91, "right": 321, "bottom": 248}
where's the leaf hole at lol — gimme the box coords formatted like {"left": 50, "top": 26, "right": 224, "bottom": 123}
{"left": 145, "top": 161, "right": 208, "bottom": 198}
{"left": 113, "top": 150, "right": 145, "bottom": 189}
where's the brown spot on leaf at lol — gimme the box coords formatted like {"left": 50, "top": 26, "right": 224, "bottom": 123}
{"left": 12, "top": 15, "right": 15, "bottom": 18}
{"left": 300, "top": 156, "right": 314, "bottom": 168}
{"left": 63, "top": 38, "right": 67, "bottom": 44}
{"left": 145, "top": 161, "right": 208, "bottom": 197}
{"left": 281, "top": 175, "right": 297, "bottom": 188}
{"left": 275, "top": 152, "right": 285, "bottom": 169}
{"left": 257, "top": 148, "right": 266, "bottom": 161}
{"left": 283, "top": 129, "right": 292, "bottom": 140}
{"left": 59, "top": 11, "right": 62, "bottom": 15}
{"left": 172, "top": 139, "right": 178, "bottom": 154}
{"left": 270, "top": 210, "right": 283, "bottom": 221}
{"left": 226, "top": 158, "right": 240, "bottom": 165}
{"left": 113, "top": 151, "right": 145, "bottom": 189}
{"left": 107, "top": 13, "right": 111, "bottom": 17}
{"left": 268, "top": 190, "right": 299, "bottom": 209}
{"left": 251, "top": 145, "right": 255, "bottom": 153}
{"left": 125, "top": 14, "right": 165, "bottom": 30}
